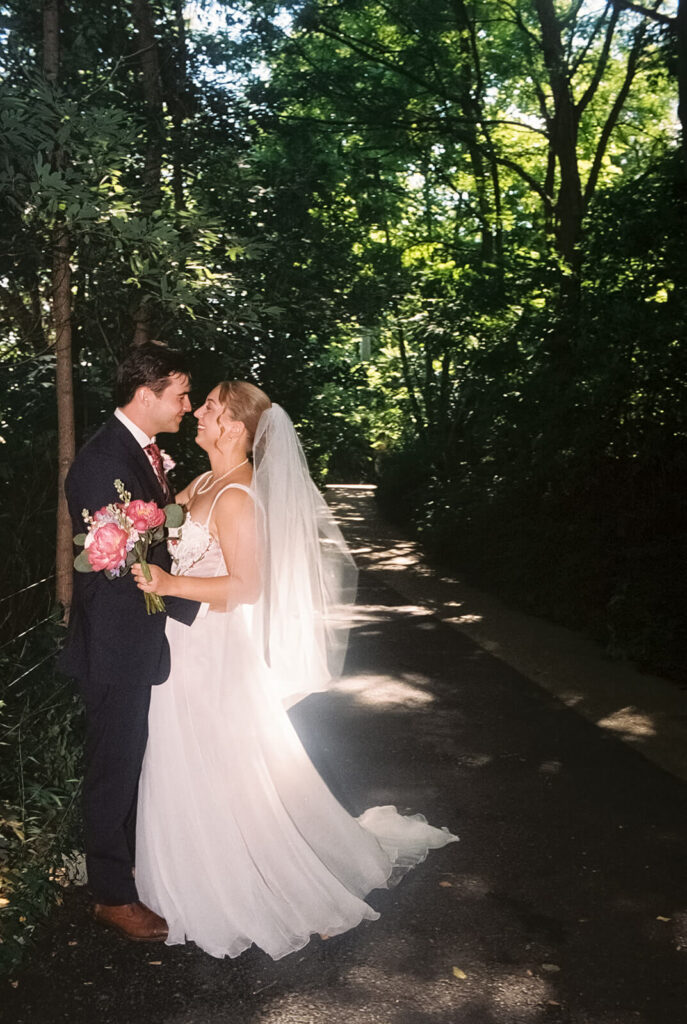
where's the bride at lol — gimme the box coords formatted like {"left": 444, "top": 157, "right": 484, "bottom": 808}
{"left": 132, "top": 380, "right": 457, "bottom": 960}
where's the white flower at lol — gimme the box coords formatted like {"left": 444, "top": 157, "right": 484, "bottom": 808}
{"left": 159, "top": 449, "right": 176, "bottom": 472}
{"left": 125, "top": 525, "right": 141, "bottom": 549}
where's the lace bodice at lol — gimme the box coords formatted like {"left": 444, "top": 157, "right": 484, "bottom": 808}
{"left": 169, "top": 515, "right": 226, "bottom": 578}
{"left": 168, "top": 482, "right": 253, "bottom": 578}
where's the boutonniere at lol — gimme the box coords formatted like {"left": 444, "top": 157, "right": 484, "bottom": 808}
{"left": 159, "top": 449, "right": 176, "bottom": 472}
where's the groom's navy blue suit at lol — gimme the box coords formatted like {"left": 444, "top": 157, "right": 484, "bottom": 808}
{"left": 59, "top": 415, "right": 197, "bottom": 905}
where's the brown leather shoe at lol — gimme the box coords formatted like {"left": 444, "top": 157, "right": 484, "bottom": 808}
{"left": 93, "top": 901, "right": 168, "bottom": 942}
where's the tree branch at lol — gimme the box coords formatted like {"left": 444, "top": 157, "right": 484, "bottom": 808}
{"left": 583, "top": 20, "right": 647, "bottom": 204}
{"left": 610, "top": 1, "right": 673, "bottom": 27}
{"left": 493, "top": 153, "right": 547, "bottom": 203}
{"left": 312, "top": 20, "right": 465, "bottom": 107}
{"left": 575, "top": 6, "right": 621, "bottom": 117}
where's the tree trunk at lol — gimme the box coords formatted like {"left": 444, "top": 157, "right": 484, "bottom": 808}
{"left": 43, "top": 0, "right": 59, "bottom": 81}
{"left": 451, "top": 0, "right": 497, "bottom": 266}
{"left": 132, "top": 301, "right": 153, "bottom": 345}
{"left": 131, "top": 0, "right": 165, "bottom": 342}
{"left": 170, "top": 0, "right": 188, "bottom": 214}
{"left": 677, "top": 0, "right": 687, "bottom": 168}
{"left": 533, "top": 0, "right": 589, "bottom": 340}
{"left": 53, "top": 224, "right": 75, "bottom": 615}
{"left": 534, "top": 0, "right": 584, "bottom": 270}
{"left": 44, "top": 0, "right": 75, "bottom": 618}
{"left": 131, "top": 0, "right": 164, "bottom": 212}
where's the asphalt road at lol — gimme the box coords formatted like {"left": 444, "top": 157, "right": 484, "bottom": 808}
{"left": 4, "top": 570, "right": 687, "bottom": 1024}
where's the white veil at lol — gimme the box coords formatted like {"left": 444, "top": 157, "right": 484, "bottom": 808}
{"left": 250, "top": 404, "right": 358, "bottom": 708}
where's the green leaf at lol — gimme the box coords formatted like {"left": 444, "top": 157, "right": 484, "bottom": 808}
{"left": 164, "top": 503, "right": 185, "bottom": 528}
{"left": 73, "top": 550, "right": 93, "bottom": 573}
{"left": 73, "top": 533, "right": 87, "bottom": 548}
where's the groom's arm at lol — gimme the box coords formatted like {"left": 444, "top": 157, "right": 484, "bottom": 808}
{"left": 160, "top": 594, "right": 199, "bottom": 626}
{"left": 65, "top": 452, "right": 123, "bottom": 530}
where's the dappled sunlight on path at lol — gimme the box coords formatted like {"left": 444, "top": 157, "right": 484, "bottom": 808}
{"left": 5, "top": 486, "right": 687, "bottom": 1024}
{"left": 328, "top": 484, "right": 687, "bottom": 784}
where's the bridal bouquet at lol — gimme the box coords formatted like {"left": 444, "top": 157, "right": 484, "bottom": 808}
{"left": 73, "top": 479, "right": 184, "bottom": 614}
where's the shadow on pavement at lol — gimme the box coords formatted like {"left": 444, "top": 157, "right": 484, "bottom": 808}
{"left": 3, "top": 563, "right": 687, "bottom": 1023}
{"left": 328, "top": 484, "right": 687, "bottom": 785}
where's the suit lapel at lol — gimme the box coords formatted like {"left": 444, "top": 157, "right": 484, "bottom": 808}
{"left": 103, "top": 416, "right": 167, "bottom": 505}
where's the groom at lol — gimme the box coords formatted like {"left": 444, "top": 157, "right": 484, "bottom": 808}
{"left": 59, "top": 342, "right": 199, "bottom": 941}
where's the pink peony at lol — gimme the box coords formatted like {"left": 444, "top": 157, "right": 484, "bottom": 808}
{"left": 85, "top": 522, "right": 129, "bottom": 572}
{"left": 126, "top": 500, "right": 166, "bottom": 532}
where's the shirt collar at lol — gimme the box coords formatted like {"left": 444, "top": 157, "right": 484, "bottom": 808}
{"left": 114, "top": 407, "right": 155, "bottom": 448}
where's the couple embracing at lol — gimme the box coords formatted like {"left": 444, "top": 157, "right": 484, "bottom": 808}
{"left": 60, "top": 342, "right": 457, "bottom": 960}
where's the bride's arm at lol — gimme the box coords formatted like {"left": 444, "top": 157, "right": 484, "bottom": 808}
{"left": 132, "top": 489, "right": 261, "bottom": 610}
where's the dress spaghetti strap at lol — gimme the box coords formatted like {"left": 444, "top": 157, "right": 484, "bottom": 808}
{"left": 205, "top": 483, "right": 255, "bottom": 525}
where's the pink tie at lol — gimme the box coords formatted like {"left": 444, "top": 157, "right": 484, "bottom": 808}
{"left": 144, "top": 443, "right": 172, "bottom": 502}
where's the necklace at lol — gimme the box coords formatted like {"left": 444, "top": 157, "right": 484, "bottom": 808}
{"left": 195, "top": 458, "right": 249, "bottom": 495}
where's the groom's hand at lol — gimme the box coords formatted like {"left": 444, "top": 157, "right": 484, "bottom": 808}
{"left": 132, "top": 563, "right": 171, "bottom": 597}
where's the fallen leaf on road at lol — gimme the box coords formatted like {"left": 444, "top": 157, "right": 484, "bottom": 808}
{"left": 541, "top": 963, "right": 561, "bottom": 973}
{"left": 148, "top": 960, "right": 162, "bottom": 966}
{"left": 547, "top": 1001, "right": 561, "bottom": 1007}
{"left": 9, "top": 981, "right": 18, "bottom": 989}
{"left": 452, "top": 967, "right": 467, "bottom": 980}
{"left": 68, "top": 940, "right": 78, "bottom": 946}
{"left": 439, "top": 881, "right": 453, "bottom": 888}
{"left": 656, "top": 916, "right": 671, "bottom": 922}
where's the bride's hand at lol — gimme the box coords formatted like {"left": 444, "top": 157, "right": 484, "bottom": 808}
{"left": 132, "top": 563, "right": 170, "bottom": 596}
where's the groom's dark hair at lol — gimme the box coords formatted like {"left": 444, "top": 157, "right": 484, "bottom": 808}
{"left": 115, "top": 341, "right": 191, "bottom": 406}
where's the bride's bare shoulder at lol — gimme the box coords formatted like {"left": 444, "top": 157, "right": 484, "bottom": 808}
{"left": 210, "top": 483, "right": 255, "bottom": 529}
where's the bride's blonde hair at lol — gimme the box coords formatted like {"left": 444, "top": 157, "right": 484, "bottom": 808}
{"left": 217, "top": 381, "right": 272, "bottom": 452}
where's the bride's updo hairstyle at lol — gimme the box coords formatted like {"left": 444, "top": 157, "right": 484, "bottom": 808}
{"left": 217, "top": 381, "right": 272, "bottom": 453}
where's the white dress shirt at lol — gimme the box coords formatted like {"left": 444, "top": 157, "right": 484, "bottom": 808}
{"left": 114, "top": 407, "right": 155, "bottom": 449}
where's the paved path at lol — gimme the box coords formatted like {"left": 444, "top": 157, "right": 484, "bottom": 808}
{"left": 328, "top": 486, "right": 687, "bottom": 784}
{"left": 3, "top": 488, "right": 687, "bottom": 1024}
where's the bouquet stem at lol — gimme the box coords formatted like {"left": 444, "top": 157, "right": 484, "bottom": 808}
{"left": 140, "top": 558, "right": 166, "bottom": 615}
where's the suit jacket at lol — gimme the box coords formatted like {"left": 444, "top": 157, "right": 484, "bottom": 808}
{"left": 58, "top": 415, "right": 198, "bottom": 690}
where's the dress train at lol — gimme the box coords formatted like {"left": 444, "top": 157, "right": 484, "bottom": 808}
{"left": 135, "top": 506, "right": 458, "bottom": 960}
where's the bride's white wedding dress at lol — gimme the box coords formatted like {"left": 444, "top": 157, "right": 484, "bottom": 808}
{"left": 135, "top": 484, "right": 458, "bottom": 960}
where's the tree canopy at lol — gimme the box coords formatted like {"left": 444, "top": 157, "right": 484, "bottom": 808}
{"left": 0, "top": 0, "right": 683, "bottom": 643}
